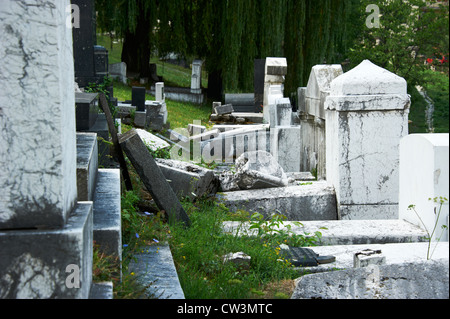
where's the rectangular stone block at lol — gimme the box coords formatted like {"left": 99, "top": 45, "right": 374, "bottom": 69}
{"left": 0, "top": 202, "right": 93, "bottom": 299}
{"left": 76, "top": 133, "right": 99, "bottom": 202}
{"left": 399, "top": 134, "right": 449, "bottom": 241}
{"left": 215, "top": 103, "right": 234, "bottom": 115}
{"left": 75, "top": 92, "right": 99, "bottom": 131}
{"left": 265, "top": 57, "right": 287, "bottom": 76}
{"left": 93, "top": 169, "right": 122, "bottom": 258}
{"left": 132, "top": 86, "right": 146, "bottom": 112}
{"left": 217, "top": 182, "right": 337, "bottom": 221}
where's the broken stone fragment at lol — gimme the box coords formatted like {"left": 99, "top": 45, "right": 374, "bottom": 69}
{"left": 223, "top": 252, "right": 251, "bottom": 271}
{"left": 353, "top": 249, "right": 386, "bottom": 268}
{"left": 217, "top": 150, "right": 289, "bottom": 191}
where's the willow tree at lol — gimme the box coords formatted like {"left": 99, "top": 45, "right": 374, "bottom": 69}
{"left": 96, "top": 0, "right": 157, "bottom": 77}
{"left": 96, "top": 0, "right": 356, "bottom": 98}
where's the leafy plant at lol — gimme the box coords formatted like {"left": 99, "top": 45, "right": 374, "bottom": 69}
{"left": 408, "top": 196, "right": 449, "bottom": 260}
{"left": 248, "top": 212, "right": 326, "bottom": 247}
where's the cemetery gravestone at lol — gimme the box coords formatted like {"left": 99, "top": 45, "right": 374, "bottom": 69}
{"left": 325, "top": 60, "right": 410, "bottom": 220}
{"left": 191, "top": 60, "right": 203, "bottom": 94}
{"left": 398, "top": 133, "right": 449, "bottom": 241}
{"left": 0, "top": 0, "right": 93, "bottom": 298}
{"left": 254, "top": 59, "right": 266, "bottom": 113}
{"left": 132, "top": 86, "right": 146, "bottom": 112}
{"left": 119, "top": 130, "right": 191, "bottom": 227}
{"left": 72, "top": 0, "right": 97, "bottom": 87}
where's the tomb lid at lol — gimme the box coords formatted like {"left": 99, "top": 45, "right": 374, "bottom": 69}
{"left": 330, "top": 60, "right": 407, "bottom": 96}
{"left": 305, "top": 65, "right": 343, "bottom": 98}
{"left": 75, "top": 92, "right": 99, "bottom": 103}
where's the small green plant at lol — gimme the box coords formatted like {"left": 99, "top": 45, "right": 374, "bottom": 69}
{"left": 408, "top": 196, "right": 448, "bottom": 260}
{"left": 248, "top": 212, "right": 325, "bottom": 247}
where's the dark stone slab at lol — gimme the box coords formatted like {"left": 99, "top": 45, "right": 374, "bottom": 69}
{"left": 72, "top": 0, "right": 96, "bottom": 87}
{"left": 254, "top": 59, "right": 265, "bottom": 113}
{"left": 75, "top": 92, "right": 99, "bottom": 131}
{"left": 132, "top": 87, "right": 146, "bottom": 112}
{"left": 118, "top": 129, "right": 191, "bottom": 227}
{"left": 94, "top": 45, "right": 108, "bottom": 78}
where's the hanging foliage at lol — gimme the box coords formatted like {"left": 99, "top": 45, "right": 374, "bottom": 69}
{"left": 96, "top": 0, "right": 356, "bottom": 96}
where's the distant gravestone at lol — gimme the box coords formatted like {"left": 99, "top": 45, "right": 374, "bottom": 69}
{"left": 191, "top": 60, "right": 203, "bottom": 94}
{"left": 254, "top": 59, "right": 266, "bottom": 113}
{"left": 72, "top": 0, "right": 97, "bottom": 87}
{"left": 132, "top": 86, "right": 146, "bottom": 112}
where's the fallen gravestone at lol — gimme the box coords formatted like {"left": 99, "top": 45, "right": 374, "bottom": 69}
{"left": 155, "top": 158, "right": 219, "bottom": 200}
{"left": 218, "top": 150, "right": 289, "bottom": 191}
{"left": 118, "top": 129, "right": 191, "bottom": 227}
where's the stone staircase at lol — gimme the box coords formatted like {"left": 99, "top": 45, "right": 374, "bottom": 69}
{"left": 77, "top": 132, "right": 185, "bottom": 299}
{"left": 220, "top": 179, "right": 448, "bottom": 278}
{"left": 76, "top": 133, "right": 122, "bottom": 299}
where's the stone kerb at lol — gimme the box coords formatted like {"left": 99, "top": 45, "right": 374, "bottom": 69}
{"left": 398, "top": 133, "right": 449, "bottom": 241}
{"left": 325, "top": 60, "right": 410, "bottom": 220}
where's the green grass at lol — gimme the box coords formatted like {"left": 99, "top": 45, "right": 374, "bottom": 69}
{"left": 112, "top": 80, "right": 211, "bottom": 130}
{"left": 96, "top": 34, "right": 208, "bottom": 88}
{"left": 409, "top": 70, "right": 449, "bottom": 134}
{"left": 160, "top": 198, "right": 310, "bottom": 299}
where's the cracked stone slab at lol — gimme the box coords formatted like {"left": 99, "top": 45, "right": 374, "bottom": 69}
{"left": 292, "top": 257, "right": 449, "bottom": 299}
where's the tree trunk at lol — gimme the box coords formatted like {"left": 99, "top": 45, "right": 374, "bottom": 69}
{"left": 206, "top": 70, "right": 223, "bottom": 100}
{"left": 121, "top": 9, "right": 151, "bottom": 78}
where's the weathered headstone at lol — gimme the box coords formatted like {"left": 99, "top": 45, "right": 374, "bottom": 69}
{"left": 109, "top": 62, "right": 127, "bottom": 84}
{"left": 72, "top": 0, "right": 97, "bottom": 87}
{"left": 325, "top": 60, "right": 410, "bottom": 220}
{"left": 119, "top": 129, "right": 191, "bottom": 227}
{"left": 398, "top": 133, "right": 449, "bottom": 241}
{"left": 191, "top": 60, "right": 203, "bottom": 94}
{"left": 215, "top": 103, "right": 234, "bottom": 115}
{"left": 155, "top": 82, "right": 165, "bottom": 102}
{"left": 298, "top": 64, "right": 343, "bottom": 178}
{"left": 0, "top": 0, "right": 93, "bottom": 298}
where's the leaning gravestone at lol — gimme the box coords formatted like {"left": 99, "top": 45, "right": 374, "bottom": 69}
{"left": 0, "top": 0, "right": 93, "bottom": 298}
{"left": 119, "top": 130, "right": 191, "bottom": 227}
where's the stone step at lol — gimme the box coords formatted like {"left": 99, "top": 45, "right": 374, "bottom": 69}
{"left": 89, "top": 281, "right": 114, "bottom": 299}
{"left": 129, "top": 243, "right": 185, "bottom": 299}
{"left": 223, "top": 219, "right": 428, "bottom": 246}
{"left": 299, "top": 241, "right": 449, "bottom": 274}
{"left": 76, "top": 132, "right": 99, "bottom": 201}
{"left": 217, "top": 181, "right": 337, "bottom": 221}
{"left": 292, "top": 256, "right": 449, "bottom": 299}
{"left": 92, "top": 169, "right": 122, "bottom": 259}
